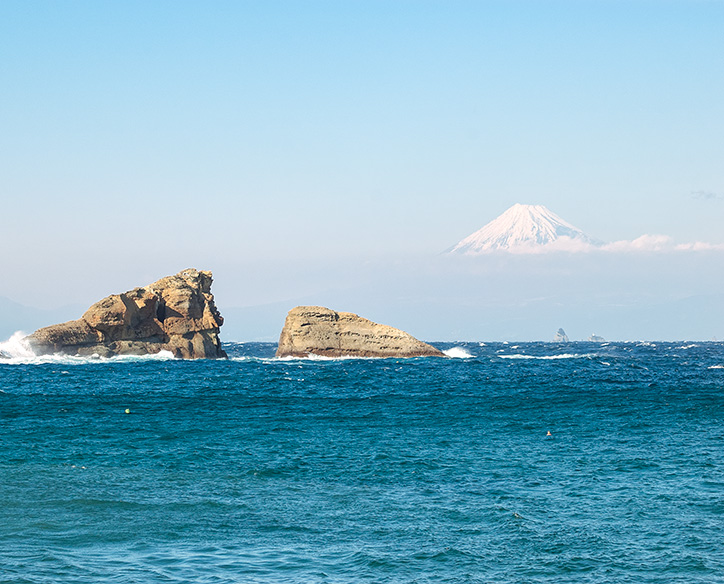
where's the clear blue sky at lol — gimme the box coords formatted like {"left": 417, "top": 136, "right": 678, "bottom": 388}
{"left": 2, "top": 1, "right": 723, "bottom": 339}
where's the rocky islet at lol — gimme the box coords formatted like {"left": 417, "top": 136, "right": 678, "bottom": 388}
{"left": 25, "top": 269, "right": 226, "bottom": 359}
{"left": 275, "top": 305, "right": 444, "bottom": 358}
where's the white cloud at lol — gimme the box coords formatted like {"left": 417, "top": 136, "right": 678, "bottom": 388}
{"left": 499, "top": 236, "right": 598, "bottom": 255}
{"left": 458, "top": 234, "right": 724, "bottom": 255}
{"left": 674, "top": 241, "right": 724, "bottom": 251}
{"left": 601, "top": 234, "right": 674, "bottom": 252}
{"left": 601, "top": 235, "right": 724, "bottom": 253}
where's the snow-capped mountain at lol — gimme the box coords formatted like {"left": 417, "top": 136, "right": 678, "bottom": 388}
{"left": 447, "top": 203, "right": 599, "bottom": 254}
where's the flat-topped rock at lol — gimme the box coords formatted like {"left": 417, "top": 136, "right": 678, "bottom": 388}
{"left": 276, "top": 306, "right": 443, "bottom": 358}
{"left": 26, "top": 269, "right": 226, "bottom": 359}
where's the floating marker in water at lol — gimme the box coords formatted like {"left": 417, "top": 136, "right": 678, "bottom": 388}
{"left": 125, "top": 408, "right": 131, "bottom": 414}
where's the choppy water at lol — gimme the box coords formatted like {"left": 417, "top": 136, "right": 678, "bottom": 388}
{"left": 1, "top": 341, "right": 723, "bottom": 583}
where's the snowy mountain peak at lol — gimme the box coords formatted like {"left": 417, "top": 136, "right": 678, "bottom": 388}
{"left": 448, "top": 203, "right": 599, "bottom": 254}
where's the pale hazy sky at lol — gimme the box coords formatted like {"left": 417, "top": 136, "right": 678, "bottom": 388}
{"left": 2, "top": 1, "right": 723, "bottom": 340}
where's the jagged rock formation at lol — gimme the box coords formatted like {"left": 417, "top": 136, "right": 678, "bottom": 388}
{"left": 26, "top": 269, "right": 226, "bottom": 359}
{"left": 276, "top": 306, "right": 444, "bottom": 358}
{"left": 554, "top": 328, "right": 570, "bottom": 342}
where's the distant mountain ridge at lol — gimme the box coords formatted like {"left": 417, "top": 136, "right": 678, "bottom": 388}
{"left": 448, "top": 203, "right": 599, "bottom": 254}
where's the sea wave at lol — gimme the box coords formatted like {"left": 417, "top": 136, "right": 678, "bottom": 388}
{"left": 272, "top": 352, "right": 443, "bottom": 362}
{"left": 707, "top": 365, "right": 724, "bottom": 369}
{"left": 0, "top": 331, "right": 35, "bottom": 359}
{"left": 274, "top": 354, "right": 379, "bottom": 362}
{"left": 443, "top": 347, "right": 474, "bottom": 358}
{"left": 498, "top": 353, "right": 593, "bottom": 360}
{"left": 0, "top": 332, "right": 176, "bottom": 365}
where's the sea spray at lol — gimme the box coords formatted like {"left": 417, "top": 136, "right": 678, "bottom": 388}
{"left": 498, "top": 353, "right": 593, "bottom": 360}
{"left": 0, "top": 332, "right": 176, "bottom": 365}
{"left": 0, "top": 331, "right": 35, "bottom": 360}
{"left": 443, "top": 346, "right": 474, "bottom": 358}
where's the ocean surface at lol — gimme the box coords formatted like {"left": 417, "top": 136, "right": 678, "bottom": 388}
{"left": 1, "top": 340, "right": 723, "bottom": 583}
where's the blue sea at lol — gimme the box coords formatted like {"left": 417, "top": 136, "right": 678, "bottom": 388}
{"left": 1, "top": 341, "right": 723, "bottom": 583}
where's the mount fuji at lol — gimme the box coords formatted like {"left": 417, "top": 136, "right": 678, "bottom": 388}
{"left": 447, "top": 203, "right": 601, "bottom": 254}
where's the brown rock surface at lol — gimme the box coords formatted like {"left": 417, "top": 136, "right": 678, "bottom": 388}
{"left": 275, "top": 306, "right": 443, "bottom": 358}
{"left": 26, "top": 269, "right": 226, "bottom": 359}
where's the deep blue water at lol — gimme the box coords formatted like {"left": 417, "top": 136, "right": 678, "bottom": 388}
{"left": 1, "top": 341, "right": 724, "bottom": 583}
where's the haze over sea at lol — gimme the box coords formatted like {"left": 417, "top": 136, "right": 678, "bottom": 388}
{"left": 2, "top": 341, "right": 723, "bottom": 583}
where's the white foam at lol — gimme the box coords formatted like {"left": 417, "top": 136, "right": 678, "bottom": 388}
{"left": 275, "top": 353, "right": 384, "bottom": 361}
{"left": 272, "top": 350, "right": 450, "bottom": 361}
{"left": 443, "top": 347, "right": 474, "bottom": 359}
{"left": 708, "top": 365, "right": 724, "bottom": 370}
{"left": 0, "top": 332, "right": 177, "bottom": 365}
{"left": 0, "top": 331, "right": 36, "bottom": 360}
{"left": 233, "top": 354, "right": 407, "bottom": 363}
{"left": 498, "top": 353, "right": 592, "bottom": 360}
{"left": 111, "top": 350, "right": 176, "bottom": 362}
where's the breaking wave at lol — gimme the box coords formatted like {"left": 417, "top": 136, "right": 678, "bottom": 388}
{"left": 0, "top": 331, "right": 35, "bottom": 360}
{"left": 498, "top": 353, "right": 593, "bottom": 360}
{"left": 274, "top": 354, "right": 379, "bottom": 362}
{"left": 0, "top": 331, "right": 176, "bottom": 365}
{"left": 443, "top": 347, "right": 474, "bottom": 358}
